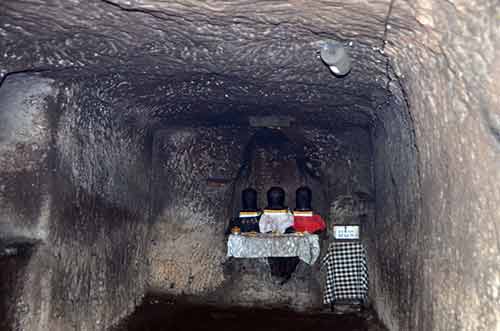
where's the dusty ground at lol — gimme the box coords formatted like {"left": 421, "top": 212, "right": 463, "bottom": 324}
{"left": 112, "top": 295, "right": 387, "bottom": 331}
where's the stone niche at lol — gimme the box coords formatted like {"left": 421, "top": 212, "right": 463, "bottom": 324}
{"left": 147, "top": 124, "right": 373, "bottom": 310}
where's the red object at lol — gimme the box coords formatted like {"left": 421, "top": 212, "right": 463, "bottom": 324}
{"left": 293, "top": 213, "right": 326, "bottom": 233}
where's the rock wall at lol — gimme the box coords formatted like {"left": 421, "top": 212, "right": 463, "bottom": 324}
{"left": 0, "top": 74, "right": 55, "bottom": 241}
{"left": 0, "top": 74, "right": 153, "bottom": 331}
{"left": 0, "top": 74, "right": 57, "bottom": 330}
{"left": 369, "top": 1, "right": 500, "bottom": 329}
{"left": 368, "top": 92, "right": 424, "bottom": 331}
{"left": 148, "top": 127, "right": 243, "bottom": 298}
{"left": 148, "top": 125, "right": 372, "bottom": 310}
{"left": 1, "top": 1, "right": 498, "bottom": 330}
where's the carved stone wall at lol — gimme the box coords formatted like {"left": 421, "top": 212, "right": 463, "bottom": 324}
{"left": 0, "top": 1, "right": 498, "bottom": 330}
{"left": 148, "top": 125, "right": 372, "bottom": 310}
{"left": 0, "top": 76, "right": 153, "bottom": 331}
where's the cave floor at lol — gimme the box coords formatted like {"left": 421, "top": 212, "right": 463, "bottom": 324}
{"left": 113, "top": 295, "right": 388, "bottom": 331}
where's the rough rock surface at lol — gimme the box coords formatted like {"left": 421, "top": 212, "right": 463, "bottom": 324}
{"left": 148, "top": 126, "right": 371, "bottom": 309}
{"left": 0, "top": 75, "right": 55, "bottom": 240}
{"left": 1, "top": 76, "right": 153, "bottom": 330}
{"left": 0, "top": 0, "right": 499, "bottom": 331}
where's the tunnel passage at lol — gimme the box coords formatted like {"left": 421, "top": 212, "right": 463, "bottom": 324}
{"left": 1, "top": 1, "right": 499, "bottom": 331}
{"left": 146, "top": 100, "right": 373, "bottom": 309}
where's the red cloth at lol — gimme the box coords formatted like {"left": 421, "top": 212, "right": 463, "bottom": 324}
{"left": 293, "top": 214, "right": 326, "bottom": 233}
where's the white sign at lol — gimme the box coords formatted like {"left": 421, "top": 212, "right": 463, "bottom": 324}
{"left": 333, "top": 225, "right": 360, "bottom": 240}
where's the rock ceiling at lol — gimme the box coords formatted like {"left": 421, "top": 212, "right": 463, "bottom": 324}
{"left": 0, "top": 0, "right": 420, "bottom": 125}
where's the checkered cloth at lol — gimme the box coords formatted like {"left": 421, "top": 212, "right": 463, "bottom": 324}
{"left": 321, "top": 241, "right": 368, "bottom": 304}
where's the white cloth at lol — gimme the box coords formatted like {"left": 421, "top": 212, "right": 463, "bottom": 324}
{"left": 258, "top": 209, "right": 294, "bottom": 234}
{"left": 226, "top": 233, "right": 320, "bottom": 265}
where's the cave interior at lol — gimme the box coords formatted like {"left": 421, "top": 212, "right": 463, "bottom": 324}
{"left": 0, "top": 1, "right": 499, "bottom": 331}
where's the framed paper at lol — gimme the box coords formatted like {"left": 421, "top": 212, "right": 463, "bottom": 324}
{"left": 333, "top": 225, "right": 360, "bottom": 240}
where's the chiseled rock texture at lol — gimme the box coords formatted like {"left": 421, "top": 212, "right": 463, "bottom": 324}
{"left": 0, "top": 75, "right": 55, "bottom": 241}
{"left": 148, "top": 126, "right": 371, "bottom": 309}
{"left": 0, "top": 76, "right": 153, "bottom": 330}
{"left": 0, "top": 0, "right": 499, "bottom": 330}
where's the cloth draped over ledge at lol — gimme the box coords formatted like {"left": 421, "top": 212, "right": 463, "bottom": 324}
{"left": 321, "top": 241, "right": 368, "bottom": 304}
{"left": 226, "top": 233, "right": 320, "bottom": 265}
